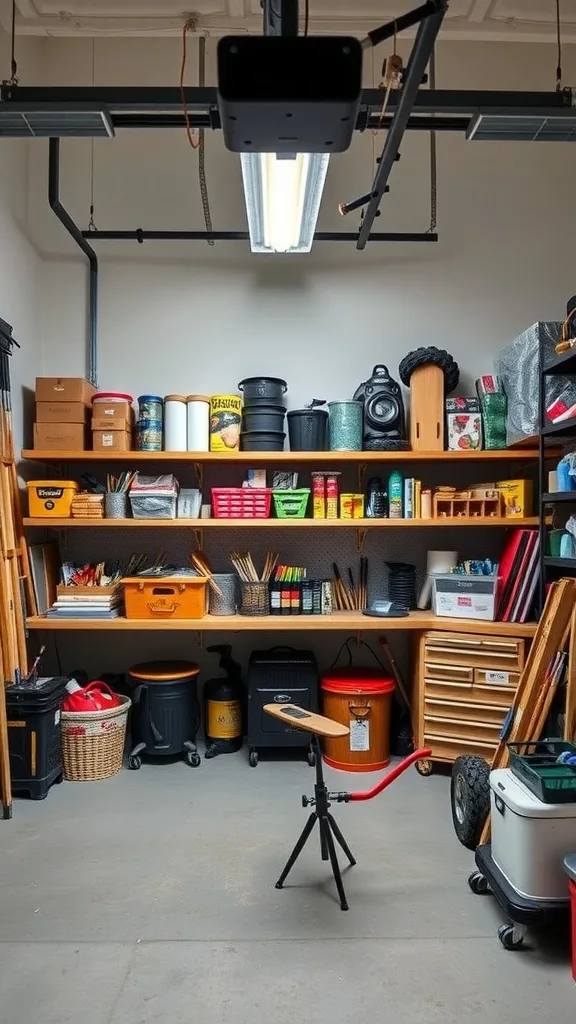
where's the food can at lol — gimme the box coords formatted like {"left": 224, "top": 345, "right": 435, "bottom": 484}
{"left": 210, "top": 395, "right": 242, "bottom": 452}
{"left": 136, "top": 418, "right": 163, "bottom": 451}
{"left": 311, "top": 472, "right": 326, "bottom": 519}
{"left": 138, "top": 394, "right": 163, "bottom": 422}
{"left": 326, "top": 473, "right": 340, "bottom": 519}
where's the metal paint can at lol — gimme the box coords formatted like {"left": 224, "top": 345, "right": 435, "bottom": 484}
{"left": 136, "top": 418, "right": 163, "bottom": 451}
{"left": 138, "top": 394, "right": 163, "bottom": 422}
{"left": 209, "top": 395, "right": 242, "bottom": 452}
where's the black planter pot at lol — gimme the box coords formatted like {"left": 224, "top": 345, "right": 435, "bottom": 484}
{"left": 242, "top": 404, "right": 286, "bottom": 434}
{"left": 241, "top": 431, "right": 286, "bottom": 452}
{"left": 287, "top": 409, "right": 328, "bottom": 451}
{"left": 238, "top": 376, "right": 287, "bottom": 404}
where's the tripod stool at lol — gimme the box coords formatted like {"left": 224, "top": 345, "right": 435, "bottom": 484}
{"left": 264, "top": 703, "right": 432, "bottom": 911}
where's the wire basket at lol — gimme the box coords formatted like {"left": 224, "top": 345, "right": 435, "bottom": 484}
{"left": 212, "top": 487, "right": 272, "bottom": 519}
{"left": 61, "top": 695, "right": 131, "bottom": 781}
{"left": 239, "top": 580, "right": 270, "bottom": 616}
{"left": 508, "top": 740, "right": 576, "bottom": 803}
{"left": 273, "top": 488, "right": 311, "bottom": 518}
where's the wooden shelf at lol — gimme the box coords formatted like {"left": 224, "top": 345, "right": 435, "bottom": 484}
{"left": 23, "top": 516, "right": 539, "bottom": 529}
{"left": 25, "top": 610, "right": 538, "bottom": 636}
{"left": 21, "top": 448, "right": 546, "bottom": 464}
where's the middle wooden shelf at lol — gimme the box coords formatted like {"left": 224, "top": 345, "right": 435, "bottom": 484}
{"left": 23, "top": 516, "right": 539, "bottom": 529}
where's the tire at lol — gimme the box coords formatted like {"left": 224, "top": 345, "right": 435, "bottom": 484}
{"left": 416, "top": 758, "right": 433, "bottom": 777}
{"left": 451, "top": 755, "right": 490, "bottom": 850}
{"left": 468, "top": 871, "right": 489, "bottom": 896}
{"left": 249, "top": 750, "right": 258, "bottom": 768}
{"left": 498, "top": 924, "right": 524, "bottom": 950}
{"left": 128, "top": 754, "right": 142, "bottom": 771}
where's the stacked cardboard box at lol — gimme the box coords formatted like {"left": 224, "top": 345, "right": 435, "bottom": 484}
{"left": 91, "top": 397, "right": 134, "bottom": 451}
{"left": 34, "top": 378, "right": 95, "bottom": 450}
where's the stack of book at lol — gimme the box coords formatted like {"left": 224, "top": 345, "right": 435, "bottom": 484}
{"left": 71, "top": 493, "right": 105, "bottom": 519}
{"left": 47, "top": 584, "right": 123, "bottom": 619}
{"left": 496, "top": 529, "right": 540, "bottom": 623}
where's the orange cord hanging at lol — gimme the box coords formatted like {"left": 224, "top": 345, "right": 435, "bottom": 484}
{"left": 180, "top": 16, "right": 200, "bottom": 150}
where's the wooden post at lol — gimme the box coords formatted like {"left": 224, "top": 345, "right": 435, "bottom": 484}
{"left": 410, "top": 364, "right": 444, "bottom": 450}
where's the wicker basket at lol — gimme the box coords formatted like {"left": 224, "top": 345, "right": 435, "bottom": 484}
{"left": 61, "top": 695, "right": 131, "bottom": 781}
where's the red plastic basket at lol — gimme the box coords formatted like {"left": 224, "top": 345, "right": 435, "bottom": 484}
{"left": 211, "top": 487, "right": 272, "bottom": 519}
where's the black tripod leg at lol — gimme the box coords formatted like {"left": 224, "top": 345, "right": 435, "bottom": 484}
{"left": 275, "top": 813, "right": 317, "bottom": 889}
{"left": 327, "top": 813, "right": 356, "bottom": 866}
{"left": 319, "top": 816, "right": 329, "bottom": 861}
{"left": 324, "top": 820, "right": 349, "bottom": 911}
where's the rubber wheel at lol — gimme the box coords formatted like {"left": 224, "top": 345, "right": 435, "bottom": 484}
{"left": 416, "top": 758, "right": 433, "bottom": 777}
{"left": 451, "top": 755, "right": 490, "bottom": 850}
{"left": 307, "top": 749, "right": 316, "bottom": 767}
{"left": 468, "top": 871, "right": 489, "bottom": 896}
{"left": 249, "top": 750, "right": 259, "bottom": 767}
{"left": 128, "top": 754, "right": 142, "bottom": 770}
{"left": 498, "top": 924, "right": 524, "bottom": 950}
{"left": 186, "top": 751, "right": 201, "bottom": 767}
{"left": 54, "top": 773, "right": 64, "bottom": 785}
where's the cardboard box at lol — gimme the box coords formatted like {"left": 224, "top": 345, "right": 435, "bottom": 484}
{"left": 36, "top": 401, "right": 91, "bottom": 424}
{"left": 91, "top": 401, "right": 133, "bottom": 427}
{"left": 34, "top": 422, "right": 88, "bottom": 451}
{"left": 92, "top": 429, "right": 132, "bottom": 452}
{"left": 35, "top": 377, "right": 96, "bottom": 404}
{"left": 496, "top": 479, "right": 534, "bottom": 518}
{"left": 91, "top": 418, "right": 132, "bottom": 432}
{"left": 433, "top": 574, "right": 499, "bottom": 621}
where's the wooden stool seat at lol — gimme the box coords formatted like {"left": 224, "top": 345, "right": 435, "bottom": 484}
{"left": 263, "top": 703, "right": 349, "bottom": 738}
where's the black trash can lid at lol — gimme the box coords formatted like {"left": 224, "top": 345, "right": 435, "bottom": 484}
{"left": 5, "top": 675, "right": 67, "bottom": 700}
{"left": 564, "top": 853, "right": 576, "bottom": 882}
{"left": 129, "top": 660, "right": 200, "bottom": 682}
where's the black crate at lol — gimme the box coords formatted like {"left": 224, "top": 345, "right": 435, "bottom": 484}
{"left": 508, "top": 740, "right": 576, "bottom": 803}
{"left": 247, "top": 647, "right": 318, "bottom": 759}
{"left": 6, "top": 676, "right": 67, "bottom": 799}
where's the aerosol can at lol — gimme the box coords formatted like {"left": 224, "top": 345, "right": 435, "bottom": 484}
{"left": 204, "top": 645, "right": 244, "bottom": 759}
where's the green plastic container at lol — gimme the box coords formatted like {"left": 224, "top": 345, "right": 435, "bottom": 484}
{"left": 508, "top": 740, "right": 576, "bottom": 803}
{"left": 273, "top": 489, "right": 311, "bottom": 518}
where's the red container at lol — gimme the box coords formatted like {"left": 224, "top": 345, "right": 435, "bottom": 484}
{"left": 321, "top": 669, "right": 395, "bottom": 772}
{"left": 212, "top": 487, "right": 272, "bottom": 519}
{"left": 570, "top": 879, "right": 576, "bottom": 982}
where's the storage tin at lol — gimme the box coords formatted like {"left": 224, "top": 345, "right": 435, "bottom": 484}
{"left": 138, "top": 394, "right": 163, "bottom": 422}
{"left": 136, "top": 419, "right": 163, "bottom": 451}
{"left": 210, "top": 395, "right": 242, "bottom": 452}
{"left": 328, "top": 400, "right": 363, "bottom": 451}
{"left": 164, "top": 394, "right": 187, "bottom": 452}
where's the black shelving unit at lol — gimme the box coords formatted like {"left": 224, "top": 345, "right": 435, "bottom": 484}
{"left": 539, "top": 343, "right": 576, "bottom": 603}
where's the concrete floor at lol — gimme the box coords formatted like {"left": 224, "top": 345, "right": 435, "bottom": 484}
{"left": 0, "top": 751, "right": 574, "bottom": 1023}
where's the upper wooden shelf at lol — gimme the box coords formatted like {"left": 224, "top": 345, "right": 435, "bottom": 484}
{"left": 23, "top": 516, "right": 539, "bottom": 529}
{"left": 25, "top": 609, "right": 538, "bottom": 637}
{"left": 21, "top": 448, "right": 546, "bottom": 464}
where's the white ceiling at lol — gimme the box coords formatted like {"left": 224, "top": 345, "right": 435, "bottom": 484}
{"left": 2, "top": 0, "right": 576, "bottom": 43}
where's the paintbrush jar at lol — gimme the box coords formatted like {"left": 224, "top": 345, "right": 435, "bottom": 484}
{"left": 328, "top": 400, "right": 363, "bottom": 451}
{"left": 105, "top": 493, "right": 129, "bottom": 518}
{"left": 239, "top": 581, "right": 270, "bottom": 616}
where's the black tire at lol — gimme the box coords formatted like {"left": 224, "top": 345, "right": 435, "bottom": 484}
{"left": 468, "top": 871, "right": 489, "bottom": 896}
{"left": 451, "top": 755, "right": 490, "bottom": 850}
{"left": 249, "top": 750, "right": 258, "bottom": 768}
{"left": 128, "top": 754, "right": 142, "bottom": 771}
{"left": 498, "top": 924, "right": 524, "bottom": 950}
{"left": 307, "top": 749, "right": 316, "bottom": 767}
{"left": 186, "top": 752, "right": 201, "bottom": 768}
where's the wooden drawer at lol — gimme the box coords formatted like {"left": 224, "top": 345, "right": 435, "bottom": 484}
{"left": 424, "top": 633, "right": 524, "bottom": 671}
{"left": 424, "top": 698, "right": 507, "bottom": 727}
{"left": 423, "top": 715, "right": 502, "bottom": 744}
{"left": 474, "top": 668, "right": 519, "bottom": 688}
{"left": 424, "top": 661, "right": 474, "bottom": 684}
{"left": 423, "top": 734, "right": 495, "bottom": 764}
{"left": 424, "top": 678, "right": 514, "bottom": 708}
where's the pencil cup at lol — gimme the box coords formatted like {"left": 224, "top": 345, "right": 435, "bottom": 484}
{"left": 105, "top": 493, "right": 129, "bottom": 519}
{"left": 239, "top": 581, "right": 269, "bottom": 616}
{"left": 209, "top": 574, "right": 237, "bottom": 616}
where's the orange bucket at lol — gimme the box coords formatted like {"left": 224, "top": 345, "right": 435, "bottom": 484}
{"left": 321, "top": 669, "right": 395, "bottom": 772}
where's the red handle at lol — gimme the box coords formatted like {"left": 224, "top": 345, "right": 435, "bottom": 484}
{"left": 80, "top": 680, "right": 116, "bottom": 698}
{"left": 347, "top": 748, "right": 432, "bottom": 801}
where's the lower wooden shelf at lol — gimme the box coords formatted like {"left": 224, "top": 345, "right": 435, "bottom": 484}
{"left": 23, "top": 517, "right": 539, "bottom": 528}
{"left": 25, "top": 610, "right": 538, "bottom": 636}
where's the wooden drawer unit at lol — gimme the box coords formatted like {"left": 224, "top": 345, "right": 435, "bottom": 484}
{"left": 415, "top": 630, "right": 527, "bottom": 773}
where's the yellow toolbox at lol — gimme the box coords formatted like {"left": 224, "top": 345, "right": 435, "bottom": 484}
{"left": 27, "top": 480, "right": 79, "bottom": 517}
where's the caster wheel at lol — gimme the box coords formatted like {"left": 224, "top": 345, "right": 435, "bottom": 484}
{"left": 416, "top": 758, "right": 433, "bottom": 777}
{"left": 307, "top": 750, "right": 316, "bottom": 767}
{"left": 128, "top": 754, "right": 142, "bottom": 771}
{"left": 54, "top": 773, "right": 64, "bottom": 785}
{"left": 249, "top": 750, "right": 259, "bottom": 768}
{"left": 498, "top": 924, "right": 524, "bottom": 950}
{"left": 468, "top": 871, "right": 489, "bottom": 896}
{"left": 186, "top": 752, "right": 201, "bottom": 767}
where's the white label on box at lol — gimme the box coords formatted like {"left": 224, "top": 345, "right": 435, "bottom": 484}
{"left": 102, "top": 433, "right": 114, "bottom": 446}
{"left": 485, "top": 671, "right": 509, "bottom": 685}
{"left": 350, "top": 719, "right": 369, "bottom": 752}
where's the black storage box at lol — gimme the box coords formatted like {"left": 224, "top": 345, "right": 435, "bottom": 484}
{"left": 247, "top": 646, "right": 318, "bottom": 765}
{"left": 6, "top": 675, "right": 67, "bottom": 799}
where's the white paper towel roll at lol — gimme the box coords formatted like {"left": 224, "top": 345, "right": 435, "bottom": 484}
{"left": 165, "top": 395, "right": 187, "bottom": 451}
{"left": 187, "top": 395, "right": 210, "bottom": 452}
{"left": 417, "top": 550, "right": 458, "bottom": 609}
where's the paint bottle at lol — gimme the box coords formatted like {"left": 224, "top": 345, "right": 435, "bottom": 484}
{"left": 388, "top": 471, "right": 403, "bottom": 518}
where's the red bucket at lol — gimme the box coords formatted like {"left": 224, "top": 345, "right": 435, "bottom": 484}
{"left": 321, "top": 669, "right": 395, "bottom": 772}
{"left": 570, "top": 879, "right": 576, "bottom": 983}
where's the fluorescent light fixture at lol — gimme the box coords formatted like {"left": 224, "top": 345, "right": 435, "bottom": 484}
{"left": 240, "top": 152, "right": 329, "bottom": 253}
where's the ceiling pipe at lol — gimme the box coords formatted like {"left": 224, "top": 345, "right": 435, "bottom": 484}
{"left": 79, "top": 230, "right": 438, "bottom": 243}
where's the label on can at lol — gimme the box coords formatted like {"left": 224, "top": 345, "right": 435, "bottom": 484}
{"left": 349, "top": 719, "right": 369, "bottom": 751}
{"left": 209, "top": 396, "right": 242, "bottom": 452}
{"left": 207, "top": 698, "right": 241, "bottom": 739}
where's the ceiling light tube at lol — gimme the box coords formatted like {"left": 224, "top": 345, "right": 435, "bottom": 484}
{"left": 240, "top": 152, "right": 329, "bottom": 253}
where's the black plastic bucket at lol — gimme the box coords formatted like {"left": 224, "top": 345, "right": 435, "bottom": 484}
{"left": 241, "top": 431, "right": 286, "bottom": 451}
{"left": 238, "top": 376, "right": 287, "bottom": 404}
{"left": 287, "top": 409, "right": 328, "bottom": 451}
{"left": 242, "top": 404, "right": 286, "bottom": 433}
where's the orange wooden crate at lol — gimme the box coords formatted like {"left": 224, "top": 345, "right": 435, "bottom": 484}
{"left": 121, "top": 576, "right": 209, "bottom": 620}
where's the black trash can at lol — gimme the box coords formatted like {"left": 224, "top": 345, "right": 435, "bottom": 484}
{"left": 6, "top": 675, "right": 68, "bottom": 799}
{"left": 127, "top": 660, "right": 201, "bottom": 769}
{"left": 287, "top": 409, "right": 328, "bottom": 451}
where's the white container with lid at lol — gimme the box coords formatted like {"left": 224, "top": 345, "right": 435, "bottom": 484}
{"left": 490, "top": 768, "right": 576, "bottom": 901}
{"left": 187, "top": 394, "right": 210, "bottom": 452}
{"left": 164, "top": 394, "right": 187, "bottom": 452}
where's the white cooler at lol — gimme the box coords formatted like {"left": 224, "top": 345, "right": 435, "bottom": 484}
{"left": 490, "top": 768, "right": 576, "bottom": 902}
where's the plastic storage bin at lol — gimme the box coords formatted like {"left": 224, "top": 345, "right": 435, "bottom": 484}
{"left": 273, "top": 489, "right": 310, "bottom": 518}
{"left": 564, "top": 853, "right": 576, "bottom": 981}
{"left": 122, "top": 575, "right": 208, "bottom": 620}
{"left": 508, "top": 741, "right": 576, "bottom": 803}
{"left": 433, "top": 573, "right": 499, "bottom": 621}
{"left": 27, "top": 480, "right": 79, "bottom": 517}
{"left": 6, "top": 675, "right": 67, "bottom": 799}
{"left": 490, "top": 767, "right": 576, "bottom": 900}
{"left": 212, "top": 487, "right": 272, "bottom": 519}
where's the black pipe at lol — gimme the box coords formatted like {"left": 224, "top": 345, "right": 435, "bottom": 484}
{"left": 79, "top": 229, "right": 437, "bottom": 243}
{"left": 263, "top": 0, "right": 299, "bottom": 36}
{"left": 357, "top": 7, "right": 446, "bottom": 250}
{"left": 48, "top": 138, "right": 98, "bottom": 385}
{"left": 361, "top": 0, "right": 443, "bottom": 50}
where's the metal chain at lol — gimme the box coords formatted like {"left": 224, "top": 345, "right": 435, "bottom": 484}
{"left": 427, "top": 48, "right": 437, "bottom": 234}
{"left": 198, "top": 36, "right": 214, "bottom": 246}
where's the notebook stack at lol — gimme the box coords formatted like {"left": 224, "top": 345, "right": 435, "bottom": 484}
{"left": 47, "top": 584, "right": 123, "bottom": 619}
{"left": 71, "top": 493, "right": 105, "bottom": 519}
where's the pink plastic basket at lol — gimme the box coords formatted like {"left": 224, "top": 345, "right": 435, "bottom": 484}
{"left": 211, "top": 487, "right": 272, "bottom": 519}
